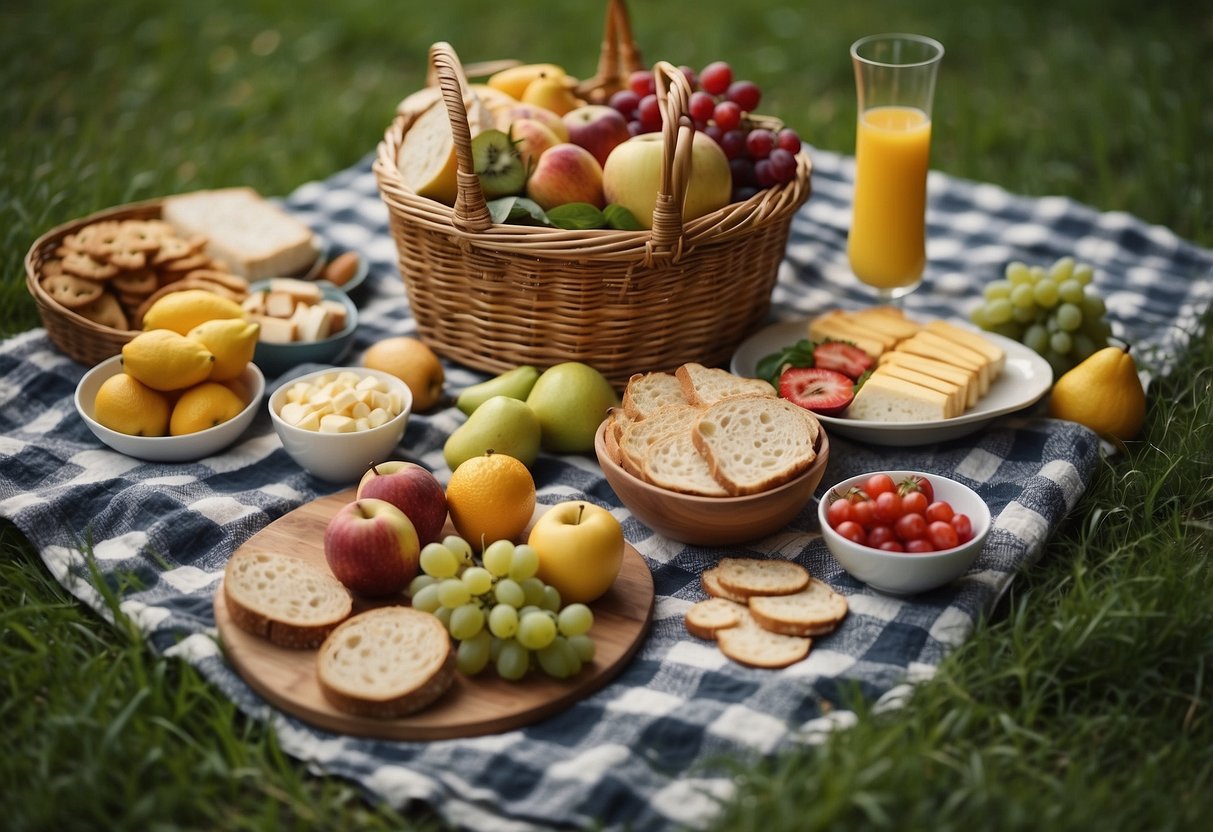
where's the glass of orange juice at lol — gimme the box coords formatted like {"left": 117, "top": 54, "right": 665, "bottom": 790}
{"left": 847, "top": 33, "right": 944, "bottom": 300}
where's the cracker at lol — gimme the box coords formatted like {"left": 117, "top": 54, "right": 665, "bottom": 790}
{"left": 111, "top": 268, "right": 158, "bottom": 295}
{"left": 701, "top": 566, "right": 748, "bottom": 604}
{"left": 62, "top": 250, "right": 119, "bottom": 281}
{"left": 41, "top": 258, "right": 65, "bottom": 277}
{"left": 747, "top": 579, "right": 849, "bottom": 637}
{"left": 685, "top": 597, "right": 746, "bottom": 641}
{"left": 183, "top": 269, "right": 249, "bottom": 293}
{"left": 713, "top": 557, "right": 810, "bottom": 598}
{"left": 158, "top": 251, "right": 212, "bottom": 273}
{"left": 715, "top": 609, "right": 811, "bottom": 669}
{"left": 115, "top": 220, "right": 167, "bottom": 252}
{"left": 41, "top": 273, "right": 106, "bottom": 308}
{"left": 75, "top": 291, "right": 128, "bottom": 330}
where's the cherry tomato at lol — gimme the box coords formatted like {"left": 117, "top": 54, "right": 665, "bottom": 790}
{"left": 874, "top": 490, "right": 903, "bottom": 523}
{"left": 894, "top": 512, "right": 928, "bottom": 541}
{"left": 866, "top": 525, "right": 897, "bottom": 547}
{"left": 905, "top": 538, "right": 935, "bottom": 554}
{"left": 926, "top": 500, "right": 955, "bottom": 523}
{"left": 928, "top": 520, "right": 960, "bottom": 550}
{"left": 826, "top": 497, "right": 853, "bottom": 529}
{"left": 898, "top": 474, "right": 934, "bottom": 505}
{"left": 878, "top": 540, "right": 906, "bottom": 552}
{"left": 835, "top": 520, "right": 867, "bottom": 545}
{"left": 851, "top": 499, "right": 877, "bottom": 527}
{"left": 901, "top": 490, "right": 929, "bottom": 516}
{"left": 950, "top": 513, "right": 974, "bottom": 543}
{"left": 865, "top": 473, "right": 897, "bottom": 498}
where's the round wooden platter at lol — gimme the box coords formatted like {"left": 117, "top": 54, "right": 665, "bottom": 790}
{"left": 213, "top": 489, "right": 655, "bottom": 741}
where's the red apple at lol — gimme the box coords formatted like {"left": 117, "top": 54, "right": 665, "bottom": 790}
{"left": 563, "top": 104, "right": 632, "bottom": 167}
{"left": 602, "top": 129, "right": 732, "bottom": 228}
{"left": 509, "top": 117, "right": 561, "bottom": 170}
{"left": 323, "top": 498, "right": 420, "bottom": 597}
{"left": 497, "top": 104, "right": 569, "bottom": 142}
{"left": 356, "top": 460, "right": 448, "bottom": 546}
{"left": 526, "top": 143, "right": 605, "bottom": 210}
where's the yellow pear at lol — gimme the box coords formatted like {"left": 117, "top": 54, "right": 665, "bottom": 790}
{"left": 487, "top": 63, "right": 567, "bottom": 100}
{"left": 520, "top": 74, "right": 583, "bottom": 117}
{"left": 1048, "top": 344, "right": 1146, "bottom": 443}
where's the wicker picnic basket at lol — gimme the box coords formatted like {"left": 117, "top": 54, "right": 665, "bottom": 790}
{"left": 372, "top": 0, "right": 811, "bottom": 388}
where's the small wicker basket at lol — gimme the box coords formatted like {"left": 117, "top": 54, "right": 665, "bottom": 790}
{"left": 24, "top": 198, "right": 165, "bottom": 366}
{"left": 373, "top": 0, "right": 811, "bottom": 388}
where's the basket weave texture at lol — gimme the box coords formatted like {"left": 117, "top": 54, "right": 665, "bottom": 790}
{"left": 24, "top": 199, "right": 164, "bottom": 366}
{"left": 372, "top": 2, "right": 811, "bottom": 388}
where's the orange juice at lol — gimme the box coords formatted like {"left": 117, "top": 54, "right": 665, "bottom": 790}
{"left": 847, "top": 105, "right": 932, "bottom": 290}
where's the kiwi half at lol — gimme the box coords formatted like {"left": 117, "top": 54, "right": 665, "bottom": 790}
{"left": 471, "top": 129, "right": 527, "bottom": 198}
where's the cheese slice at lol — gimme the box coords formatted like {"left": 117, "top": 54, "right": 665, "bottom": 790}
{"left": 808, "top": 315, "right": 890, "bottom": 359}
{"left": 879, "top": 351, "right": 980, "bottom": 408}
{"left": 897, "top": 331, "right": 992, "bottom": 393}
{"left": 873, "top": 364, "right": 965, "bottom": 418}
{"left": 849, "top": 307, "right": 924, "bottom": 341}
{"left": 924, "top": 320, "right": 1006, "bottom": 375}
{"left": 847, "top": 374, "right": 951, "bottom": 422}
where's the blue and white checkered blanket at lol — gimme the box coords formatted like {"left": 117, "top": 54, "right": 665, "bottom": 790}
{"left": 2, "top": 147, "right": 1211, "bottom": 830}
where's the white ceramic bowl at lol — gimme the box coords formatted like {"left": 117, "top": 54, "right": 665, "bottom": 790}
{"left": 74, "top": 355, "right": 265, "bottom": 462}
{"left": 267, "top": 366, "right": 412, "bottom": 483}
{"left": 817, "top": 470, "right": 991, "bottom": 595}
{"left": 248, "top": 280, "right": 359, "bottom": 378}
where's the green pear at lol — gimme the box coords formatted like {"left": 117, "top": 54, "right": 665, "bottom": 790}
{"left": 525, "top": 361, "right": 621, "bottom": 454}
{"left": 455, "top": 365, "right": 541, "bottom": 416}
{"left": 443, "top": 395, "right": 542, "bottom": 470}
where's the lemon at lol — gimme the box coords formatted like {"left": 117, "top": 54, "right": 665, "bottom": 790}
{"left": 121, "top": 329, "right": 216, "bottom": 391}
{"left": 92, "top": 373, "right": 171, "bottom": 436}
{"left": 169, "top": 382, "right": 246, "bottom": 435}
{"left": 445, "top": 451, "right": 537, "bottom": 551}
{"left": 187, "top": 318, "right": 259, "bottom": 381}
{"left": 142, "top": 289, "right": 245, "bottom": 335}
{"left": 1048, "top": 345, "right": 1147, "bottom": 443}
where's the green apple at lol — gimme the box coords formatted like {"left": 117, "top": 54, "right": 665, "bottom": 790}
{"left": 443, "top": 395, "right": 542, "bottom": 470}
{"left": 527, "top": 501, "right": 624, "bottom": 603}
{"left": 602, "top": 129, "right": 732, "bottom": 229}
{"left": 525, "top": 361, "right": 620, "bottom": 454}
{"left": 455, "top": 365, "right": 541, "bottom": 416}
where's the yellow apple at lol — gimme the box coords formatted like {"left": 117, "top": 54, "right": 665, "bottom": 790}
{"left": 488, "top": 63, "right": 567, "bottom": 100}
{"left": 528, "top": 501, "right": 624, "bottom": 604}
{"left": 602, "top": 129, "right": 733, "bottom": 229}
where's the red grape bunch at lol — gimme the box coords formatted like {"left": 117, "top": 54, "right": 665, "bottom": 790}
{"left": 606, "top": 60, "right": 803, "bottom": 202}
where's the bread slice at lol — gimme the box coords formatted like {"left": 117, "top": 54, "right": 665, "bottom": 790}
{"left": 846, "top": 372, "right": 952, "bottom": 422}
{"left": 872, "top": 364, "right": 966, "bottom": 419}
{"left": 675, "top": 362, "right": 775, "bottom": 407}
{"left": 715, "top": 609, "right": 811, "bottom": 669}
{"left": 692, "top": 397, "right": 817, "bottom": 495}
{"left": 222, "top": 550, "right": 353, "bottom": 649}
{"left": 641, "top": 429, "right": 729, "bottom": 497}
{"left": 618, "top": 402, "right": 702, "bottom": 477}
{"left": 161, "top": 187, "right": 319, "bottom": 280}
{"left": 712, "top": 557, "right": 810, "bottom": 598}
{"left": 878, "top": 351, "right": 980, "bottom": 408}
{"left": 685, "top": 597, "right": 746, "bottom": 640}
{"left": 747, "top": 579, "right": 849, "bottom": 637}
{"left": 701, "top": 566, "right": 748, "bottom": 603}
{"left": 622, "top": 371, "right": 686, "bottom": 420}
{"left": 315, "top": 606, "right": 456, "bottom": 719}
{"left": 924, "top": 319, "right": 1006, "bottom": 375}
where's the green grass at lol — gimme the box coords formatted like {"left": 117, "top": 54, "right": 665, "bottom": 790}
{"left": 3, "top": 1, "right": 1212, "bottom": 829}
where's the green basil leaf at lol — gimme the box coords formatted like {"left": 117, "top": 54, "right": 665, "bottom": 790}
{"left": 755, "top": 338, "right": 817, "bottom": 386}
{"left": 546, "top": 202, "right": 608, "bottom": 230}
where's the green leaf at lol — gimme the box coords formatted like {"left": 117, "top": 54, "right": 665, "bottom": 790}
{"left": 486, "top": 196, "right": 553, "bottom": 226}
{"left": 755, "top": 338, "right": 817, "bottom": 387}
{"left": 546, "top": 202, "right": 608, "bottom": 230}
{"left": 604, "top": 203, "right": 644, "bottom": 230}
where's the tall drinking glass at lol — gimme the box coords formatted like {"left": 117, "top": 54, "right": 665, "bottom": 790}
{"left": 847, "top": 33, "right": 944, "bottom": 300}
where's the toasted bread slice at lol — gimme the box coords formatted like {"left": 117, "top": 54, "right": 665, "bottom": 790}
{"left": 701, "top": 566, "right": 749, "bottom": 603}
{"left": 316, "top": 606, "right": 455, "bottom": 719}
{"left": 715, "top": 608, "right": 811, "bottom": 669}
{"left": 622, "top": 371, "right": 687, "bottom": 420}
{"left": 675, "top": 362, "right": 776, "bottom": 407}
{"left": 692, "top": 397, "right": 817, "bottom": 495}
{"left": 223, "top": 550, "right": 353, "bottom": 649}
{"left": 712, "top": 557, "right": 811, "bottom": 598}
{"left": 747, "top": 579, "right": 849, "bottom": 637}
{"left": 685, "top": 597, "right": 746, "bottom": 640}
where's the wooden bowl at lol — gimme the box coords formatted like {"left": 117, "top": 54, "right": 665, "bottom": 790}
{"left": 593, "top": 417, "right": 830, "bottom": 547}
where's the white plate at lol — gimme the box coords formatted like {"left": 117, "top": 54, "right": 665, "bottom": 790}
{"left": 730, "top": 318, "right": 1053, "bottom": 446}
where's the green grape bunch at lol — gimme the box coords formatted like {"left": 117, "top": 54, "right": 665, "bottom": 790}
{"left": 970, "top": 256, "right": 1113, "bottom": 377}
{"left": 410, "top": 535, "right": 596, "bottom": 681}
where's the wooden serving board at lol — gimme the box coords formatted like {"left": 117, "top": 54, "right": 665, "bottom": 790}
{"left": 213, "top": 489, "right": 655, "bottom": 741}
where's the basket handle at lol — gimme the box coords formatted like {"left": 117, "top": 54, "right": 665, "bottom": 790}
{"left": 576, "top": 0, "right": 645, "bottom": 103}
{"left": 647, "top": 60, "right": 698, "bottom": 256}
{"left": 429, "top": 42, "right": 495, "bottom": 234}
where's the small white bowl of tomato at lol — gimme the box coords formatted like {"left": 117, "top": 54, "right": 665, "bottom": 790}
{"left": 817, "top": 470, "right": 991, "bottom": 595}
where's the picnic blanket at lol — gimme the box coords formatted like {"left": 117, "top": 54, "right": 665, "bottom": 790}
{"left": 3, "top": 146, "right": 1211, "bottom": 831}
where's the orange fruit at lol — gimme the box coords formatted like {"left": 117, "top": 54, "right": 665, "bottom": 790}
{"left": 445, "top": 451, "right": 537, "bottom": 551}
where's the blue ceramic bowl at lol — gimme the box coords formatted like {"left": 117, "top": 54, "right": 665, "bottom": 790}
{"left": 248, "top": 279, "right": 358, "bottom": 378}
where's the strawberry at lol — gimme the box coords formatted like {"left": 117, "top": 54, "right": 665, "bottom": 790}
{"left": 778, "top": 367, "right": 855, "bottom": 416}
{"left": 813, "top": 340, "right": 874, "bottom": 380}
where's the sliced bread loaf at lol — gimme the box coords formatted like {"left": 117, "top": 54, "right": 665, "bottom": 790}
{"left": 692, "top": 396, "right": 818, "bottom": 495}
{"left": 618, "top": 402, "right": 702, "bottom": 477}
{"left": 675, "top": 362, "right": 775, "bottom": 407}
{"left": 622, "top": 371, "right": 686, "bottom": 420}
{"left": 747, "top": 579, "right": 849, "bottom": 637}
{"left": 316, "top": 606, "right": 455, "bottom": 719}
{"left": 223, "top": 550, "right": 353, "bottom": 649}
{"left": 641, "top": 429, "right": 730, "bottom": 497}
